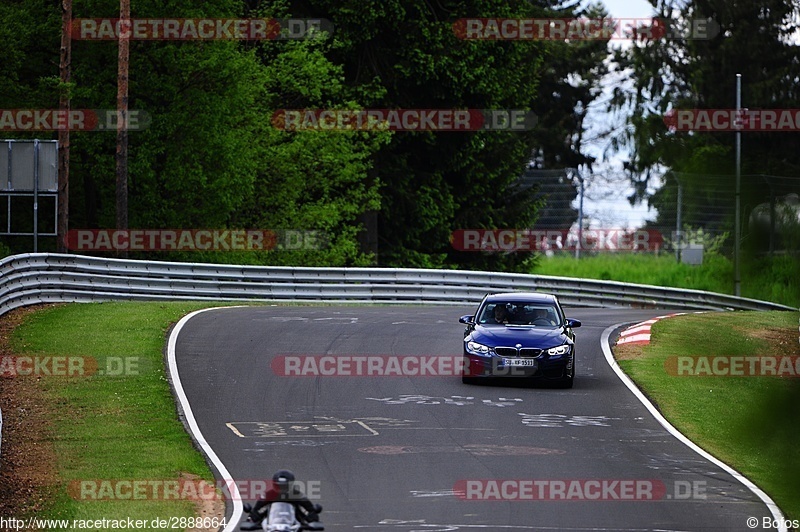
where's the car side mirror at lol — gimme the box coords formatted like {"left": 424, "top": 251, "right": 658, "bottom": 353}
{"left": 565, "top": 318, "right": 581, "bottom": 328}
{"left": 459, "top": 315, "right": 475, "bottom": 324}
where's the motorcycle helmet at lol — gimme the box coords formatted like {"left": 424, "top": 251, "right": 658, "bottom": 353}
{"left": 272, "top": 470, "right": 295, "bottom": 496}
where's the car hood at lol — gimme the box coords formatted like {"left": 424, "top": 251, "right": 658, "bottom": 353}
{"left": 469, "top": 325, "right": 569, "bottom": 347}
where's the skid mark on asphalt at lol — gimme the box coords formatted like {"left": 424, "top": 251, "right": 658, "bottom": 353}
{"left": 243, "top": 440, "right": 344, "bottom": 450}
{"left": 409, "top": 489, "right": 463, "bottom": 498}
{"left": 358, "top": 444, "right": 565, "bottom": 456}
{"left": 251, "top": 316, "right": 359, "bottom": 323}
{"left": 316, "top": 416, "right": 418, "bottom": 427}
{"left": 354, "top": 521, "right": 682, "bottom": 531}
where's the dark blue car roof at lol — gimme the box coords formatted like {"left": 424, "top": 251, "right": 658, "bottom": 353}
{"left": 483, "top": 292, "right": 557, "bottom": 303}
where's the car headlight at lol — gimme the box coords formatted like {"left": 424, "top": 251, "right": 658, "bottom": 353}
{"left": 466, "top": 341, "right": 493, "bottom": 356}
{"left": 547, "top": 344, "right": 570, "bottom": 358}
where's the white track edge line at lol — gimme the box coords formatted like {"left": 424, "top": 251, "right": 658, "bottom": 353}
{"left": 601, "top": 323, "right": 786, "bottom": 532}
{"left": 168, "top": 306, "right": 246, "bottom": 532}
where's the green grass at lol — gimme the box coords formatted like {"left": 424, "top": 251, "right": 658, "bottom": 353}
{"left": 8, "top": 301, "right": 236, "bottom": 527}
{"left": 616, "top": 311, "right": 800, "bottom": 520}
{"left": 531, "top": 253, "right": 800, "bottom": 308}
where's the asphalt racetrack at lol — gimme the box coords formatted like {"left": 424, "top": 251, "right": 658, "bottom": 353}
{"left": 172, "top": 305, "right": 776, "bottom": 531}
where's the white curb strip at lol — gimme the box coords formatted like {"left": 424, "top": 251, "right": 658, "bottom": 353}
{"left": 167, "top": 307, "right": 245, "bottom": 532}
{"left": 602, "top": 323, "right": 787, "bottom": 532}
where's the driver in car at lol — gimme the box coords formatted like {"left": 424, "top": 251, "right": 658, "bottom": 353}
{"left": 533, "top": 308, "right": 555, "bottom": 325}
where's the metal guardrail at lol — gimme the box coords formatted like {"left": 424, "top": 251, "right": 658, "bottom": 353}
{"left": 0, "top": 253, "right": 796, "bottom": 316}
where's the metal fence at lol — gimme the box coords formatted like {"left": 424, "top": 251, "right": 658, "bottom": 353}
{"left": 519, "top": 169, "right": 800, "bottom": 258}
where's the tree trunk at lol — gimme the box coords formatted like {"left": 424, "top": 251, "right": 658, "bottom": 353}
{"left": 57, "top": 0, "right": 72, "bottom": 253}
{"left": 115, "top": 0, "right": 130, "bottom": 255}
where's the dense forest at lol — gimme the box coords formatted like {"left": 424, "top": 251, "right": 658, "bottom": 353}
{"left": 1, "top": 0, "right": 798, "bottom": 267}
{"left": 609, "top": 0, "right": 800, "bottom": 252}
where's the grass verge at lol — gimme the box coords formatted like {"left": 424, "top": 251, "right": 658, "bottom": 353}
{"left": 532, "top": 253, "right": 800, "bottom": 308}
{"left": 613, "top": 310, "right": 800, "bottom": 520}
{"left": 3, "top": 301, "right": 236, "bottom": 529}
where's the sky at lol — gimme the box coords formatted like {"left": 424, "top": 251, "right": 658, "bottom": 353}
{"left": 577, "top": 0, "right": 658, "bottom": 229}
{"left": 596, "top": 0, "right": 655, "bottom": 19}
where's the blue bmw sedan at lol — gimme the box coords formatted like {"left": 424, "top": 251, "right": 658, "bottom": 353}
{"left": 459, "top": 292, "right": 581, "bottom": 388}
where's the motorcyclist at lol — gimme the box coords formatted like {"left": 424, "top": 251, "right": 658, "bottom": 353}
{"left": 249, "top": 470, "right": 322, "bottom": 526}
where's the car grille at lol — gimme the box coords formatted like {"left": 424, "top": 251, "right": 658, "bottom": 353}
{"left": 495, "top": 347, "right": 543, "bottom": 358}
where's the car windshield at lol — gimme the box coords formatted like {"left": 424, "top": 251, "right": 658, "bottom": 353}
{"left": 478, "top": 302, "right": 561, "bottom": 327}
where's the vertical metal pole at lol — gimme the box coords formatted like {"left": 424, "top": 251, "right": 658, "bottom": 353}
{"left": 5, "top": 141, "right": 10, "bottom": 190}
{"left": 576, "top": 170, "right": 584, "bottom": 260}
{"left": 734, "top": 74, "right": 742, "bottom": 296}
{"left": 34, "top": 140, "right": 39, "bottom": 253}
{"left": 6, "top": 141, "right": 11, "bottom": 235}
{"left": 768, "top": 181, "right": 775, "bottom": 256}
{"left": 676, "top": 176, "right": 683, "bottom": 263}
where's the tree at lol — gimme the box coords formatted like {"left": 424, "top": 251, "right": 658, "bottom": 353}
{"left": 609, "top": 0, "right": 800, "bottom": 216}
{"left": 2, "top": 0, "right": 612, "bottom": 269}
{"left": 2, "top": 0, "right": 385, "bottom": 265}
{"left": 58, "top": 0, "right": 73, "bottom": 253}
{"left": 253, "top": 0, "right": 559, "bottom": 269}
{"left": 116, "top": 0, "right": 130, "bottom": 258}
{"left": 519, "top": 1, "right": 612, "bottom": 237}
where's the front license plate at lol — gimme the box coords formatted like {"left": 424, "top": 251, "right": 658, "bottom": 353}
{"left": 503, "top": 358, "right": 536, "bottom": 367}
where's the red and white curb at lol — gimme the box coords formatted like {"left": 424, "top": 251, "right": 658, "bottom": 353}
{"left": 616, "top": 312, "right": 705, "bottom": 346}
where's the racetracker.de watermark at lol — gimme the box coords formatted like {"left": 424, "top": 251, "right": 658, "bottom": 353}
{"left": 271, "top": 109, "right": 537, "bottom": 131}
{"left": 665, "top": 356, "right": 800, "bottom": 377}
{"left": 664, "top": 109, "right": 800, "bottom": 131}
{"left": 454, "top": 479, "right": 707, "bottom": 500}
{"left": 68, "top": 479, "right": 321, "bottom": 501}
{"left": 65, "top": 229, "right": 326, "bottom": 251}
{"left": 272, "top": 355, "right": 467, "bottom": 377}
{"left": 453, "top": 18, "right": 719, "bottom": 40}
{"left": 72, "top": 18, "right": 332, "bottom": 40}
{"left": 0, "top": 109, "right": 150, "bottom": 131}
{"left": 1, "top": 517, "right": 229, "bottom": 531}
{"left": 0, "top": 356, "right": 145, "bottom": 378}
{"left": 451, "top": 229, "right": 664, "bottom": 252}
